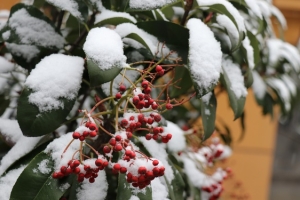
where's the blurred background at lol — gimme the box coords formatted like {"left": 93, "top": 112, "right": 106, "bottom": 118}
{"left": 1, "top": 0, "right": 300, "bottom": 199}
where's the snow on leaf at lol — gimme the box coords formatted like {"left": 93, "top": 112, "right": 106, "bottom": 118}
{"left": 83, "top": 27, "right": 127, "bottom": 71}
{"left": 129, "top": 0, "right": 176, "bottom": 10}
{"left": 24, "top": 54, "right": 84, "bottom": 112}
{"left": 281, "top": 75, "right": 297, "bottom": 97}
{"left": 46, "top": 0, "right": 84, "bottom": 20}
{"left": 0, "top": 119, "right": 23, "bottom": 145}
{"left": 5, "top": 43, "right": 40, "bottom": 62}
{"left": 0, "top": 56, "right": 14, "bottom": 73}
{"left": 95, "top": 9, "right": 137, "bottom": 25}
{"left": 76, "top": 170, "right": 108, "bottom": 200}
{"left": 252, "top": 71, "right": 266, "bottom": 100}
{"left": 242, "top": 36, "right": 255, "bottom": 69}
{"left": 244, "top": 0, "right": 262, "bottom": 19}
{"left": 151, "top": 178, "right": 169, "bottom": 200}
{"left": 271, "top": 5, "right": 287, "bottom": 30}
{"left": 164, "top": 121, "right": 186, "bottom": 152}
{"left": 216, "top": 14, "right": 239, "bottom": 49}
{"left": 7, "top": 8, "right": 64, "bottom": 49}
{"left": 186, "top": 18, "right": 222, "bottom": 97}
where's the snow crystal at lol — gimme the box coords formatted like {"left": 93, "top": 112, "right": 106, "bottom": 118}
{"left": 196, "top": 0, "right": 245, "bottom": 32}
{"left": 222, "top": 58, "right": 248, "bottom": 98}
{"left": 244, "top": 0, "right": 262, "bottom": 19}
{"left": 163, "top": 121, "right": 186, "bottom": 152}
{"left": 7, "top": 8, "right": 64, "bottom": 48}
{"left": 266, "top": 78, "right": 291, "bottom": 111}
{"left": 0, "top": 165, "right": 27, "bottom": 200}
{"left": 0, "top": 119, "right": 22, "bottom": 145}
{"left": 186, "top": 18, "right": 222, "bottom": 95}
{"left": 271, "top": 5, "right": 287, "bottom": 29}
{"left": 83, "top": 27, "right": 127, "bottom": 70}
{"left": 37, "top": 159, "right": 51, "bottom": 174}
{"left": 44, "top": 132, "right": 80, "bottom": 172}
{"left": 216, "top": 14, "right": 239, "bottom": 48}
{"left": 242, "top": 36, "right": 255, "bottom": 69}
{"left": 129, "top": 0, "right": 176, "bottom": 10}
{"left": 182, "top": 157, "right": 206, "bottom": 186}
{"left": 76, "top": 170, "right": 108, "bottom": 200}
{"left": 252, "top": 71, "right": 266, "bottom": 100}
{"left": 0, "top": 57, "right": 14, "bottom": 73}
{"left": 5, "top": 43, "right": 40, "bottom": 63}
{"left": 151, "top": 178, "right": 169, "bottom": 200}
{"left": 46, "top": 0, "right": 83, "bottom": 20}
{"left": 24, "top": 54, "right": 84, "bottom": 112}
{"left": 0, "top": 136, "right": 42, "bottom": 176}
{"left": 95, "top": 9, "right": 137, "bottom": 25}
{"left": 139, "top": 138, "right": 174, "bottom": 182}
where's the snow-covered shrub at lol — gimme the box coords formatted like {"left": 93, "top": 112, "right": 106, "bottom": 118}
{"left": 0, "top": 0, "right": 299, "bottom": 200}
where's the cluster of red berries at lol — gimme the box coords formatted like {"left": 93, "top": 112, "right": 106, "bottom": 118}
{"left": 72, "top": 122, "right": 98, "bottom": 141}
{"left": 117, "top": 158, "right": 165, "bottom": 189}
{"left": 102, "top": 134, "right": 131, "bottom": 154}
{"left": 115, "top": 84, "right": 126, "bottom": 99}
{"left": 132, "top": 80, "right": 158, "bottom": 110}
{"left": 52, "top": 158, "right": 109, "bottom": 183}
{"left": 155, "top": 65, "right": 164, "bottom": 76}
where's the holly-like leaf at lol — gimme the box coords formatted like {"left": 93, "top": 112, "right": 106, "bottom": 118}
{"left": 116, "top": 173, "right": 152, "bottom": 200}
{"left": 10, "top": 152, "right": 71, "bottom": 200}
{"left": 87, "top": 59, "right": 122, "bottom": 87}
{"left": 200, "top": 91, "right": 217, "bottom": 140}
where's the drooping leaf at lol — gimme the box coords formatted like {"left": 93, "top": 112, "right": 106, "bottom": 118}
{"left": 124, "top": 33, "right": 154, "bottom": 56}
{"left": 87, "top": 59, "right": 122, "bottom": 87}
{"left": 247, "top": 31, "right": 260, "bottom": 67}
{"left": 200, "top": 91, "right": 217, "bottom": 140}
{"left": 95, "top": 17, "right": 136, "bottom": 27}
{"left": 10, "top": 152, "right": 71, "bottom": 200}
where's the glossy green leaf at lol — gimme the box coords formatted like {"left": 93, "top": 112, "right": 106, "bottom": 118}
{"left": 247, "top": 31, "right": 260, "bottom": 67}
{"left": 124, "top": 33, "right": 153, "bottom": 56}
{"left": 220, "top": 73, "right": 246, "bottom": 120}
{"left": 244, "top": 68, "right": 253, "bottom": 88}
{"left": 94, "top": 17, "right": 136, "bottom": 27}
{"left": 116, "top": 173, "right": 152, "bottom": 200}
{"left": 167, "top": 160, "right": 185, "bottom": 200}
{"left": 137, "top": 21, "right": 189, "bottom": 63}
{"left": 170, "top": 66, "right": 193, "bottom": 98}
{"left": 200, "top": 91, "right": 217, "bottom": 140}
{"left": 87, "top": 59, "right": 122, "bottom": 87}
{"left": 17, "top": 88, "right": 75, "bottom": 137}
{"left": 10, "top": 152, "right": 70, "bottom": 200}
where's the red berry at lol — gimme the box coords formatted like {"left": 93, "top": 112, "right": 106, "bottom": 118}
{"left": 133, "top": 96, "right": 139, "bottom": 104}
{"left": 138, "top": 94, "right": 144, "bottom": 100}
{"left": 155, "top": 65, "right": 163, "bottom": 72}
{"left": 113, "top": 163, "right": 121, "bottom": 171}
{"left": 84, "top": 165, "right": 90, "bottom": 171}
{"left": 85, "top": 121, "right": 91, "bottom": 128}
{"left": 162, "top": 137, "right": 169, "bottom": 143}
{"left": 52, "top": 172, "right": 59, "bottom": 179}
{"left": 125, "top": 149, "right": 132, "bottom": 156}
{"left": 145, "top": 133, "right": 152, "bottom": 140}
{"left": 148, "top": 98, "right": 154, "bottom": 105}
{"left": 73, "top": 160, "right": 80, "bottom": 167}
{"left": 141, "top": 80, "right": 149, "bottom": 88}
{"left": 103, "top": 145, "right": 111, "bottom": 153}
{"left": 115, "top": 135, "right": 122, "bottom": 141}
{"left": 166, "top": 103, "right": 173, "bottom": 110}
{"left": 129, "top": 122, "right": 136, "bottom": 129}
{"left": 88, "top": 123, "right": 97, "bottom": 131}
{"left": 138, "top": 101, "right": 145, "bottom": 108}
{"left": 95, "top": 159, "right": 103, "bottom": 166}
{"left": 82, "top": 131, "right": 89, "bottom": 137}
{"left": 152, "top": 134, "right": 159, "bottom": 140}
{"left": 157, "top": 70, "right": 164, "bottom": 76}
{"left": 89, "top": 177, "right": 95, "bottom": 183}
{"left": 138, "top": 166, "right": 147, "bottom": 174}
{"left": 73, "top": 167, "right": 80, "bottom": 174}
{"left": 153, "top": 127, "right": 160, "bottom": 134}
{"left": 114, "top": 144, "right": 123, "bottom": 151}
{"left": 146, "top": 171, "right": 154, "bottom": 179}
{"left": 129, "top": 116, "right": 135, "bottom": 121}
{"left": 89, "top": 131, "right": 97, "bottom": 137}
{"left": 60, "top": 166, "right": 67, "bottom": 174}
{"left": 120, "top": 167, "right": 127, "bottom": 174}
{"left": 130, "top": 151, "right": 136, "bottom": 158}
{"left": 79, "top": 136, "right": 85, "bottom": 141}
{"left": 159, "top": 127, "right": 164, "bottom": 133}
{"left": 166, "top": 133, "right": 172, "bottom": 140}
{"left": 144, "top": 94, "right": 150, "bottom": 100}
{"left": 152, "top": 160, "right": 159, "bottom": 166}
{"left": 147, "top": 118, "right": 154, "bottom": 124}
{"left": 119, "top": 84, "right": 126, "bottom": 92}
{"left": 126, "top": 132, "right": 133, "bottom": 139}
{"left": 121, "top": 119, "right": 128, "bottom": 127}
{"left": 154, "top": 115, "right": 161, "bottom": 122}
{"left": 151, "top": 103, "right": 158, "bottom": 110}
{"left": 72, "top": 132, "right": 80, "bottom": 139}
{"left": 138, "top": 114, "right": 144, "bottom": 123}
{"left": 144, "top": 87, "right": 151, "bottom": 94}
{"left": 152, "top": 167, "right": 160, "bottom": 176}
{"left": 115, "top": 92, "right": 122, "bottom": 99}
{"left": 109, "top": 138, "right": 116, "bottom": 146}
{"left": 138, "top": 175, "right": 146, "bottom": 182}
{"left": 102, "top": 161, "right": 108, "bottom": 167}
{"left": 135, "top": 122, "right": 141, "bottom": 128}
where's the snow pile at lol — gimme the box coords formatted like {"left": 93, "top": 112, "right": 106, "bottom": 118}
{"left": 83, "top": 27, "right": 127, "bottom": 70}
{"left": 0, "top": 57, "right": 14, "bottom": 73}
{"left": 24, "top": 54, "right": 84, "bottom": 112}
{"left": 0, "top": 119, "right": 23, "bottom": 145}
{"left": 151, "top": 178, "right": 169, "bottom": 200}
{"left": 37, "top": 159, "right": 51, "bottom": 174}
{"left": 129, "top": 0, "right": 176, "bottom": 10}
{"left": 5, "top": 43, "right": 40, "bottom": 62}
{"left": 7, "top": 8, "right": 64, "bottom": 48}
{"left": 163, "top": 121, "right": 186, "bottom": 152}
{"left": 222, "top": 58, "right": 248, "bottom": 98}
{"left": 281, "top": 75, "right": 297, "bottom": 97}
{"left": 0, "top": 165, "right": 27, "bottom": 200}
{"left": 252, "top": 71, "right": 266, "bottom": 100}
{"left": 46, "top": 0, "right": 84, "bottom": 20}
{"left": 95, "top": 9, "right": 137, "bottom": 24}
{"left": 76, "top": 170, "right": 108, "bottom": 200}
{"left": 186, "top": 18, "right": 222, "bottom": 95}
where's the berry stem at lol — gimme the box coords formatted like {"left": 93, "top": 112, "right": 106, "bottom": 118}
{"left": 83, "top": 141, "right": 100, "bottom": 156}
{"left": 62, "top": 139, "right": 75, "bottom": 157}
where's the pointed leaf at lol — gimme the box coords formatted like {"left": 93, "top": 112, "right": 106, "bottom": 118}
{"left": 200, "top": 92, "right": 217, "bottom": 140}
{"left": 124, "top": 33, "right": 154, "bottom": 56}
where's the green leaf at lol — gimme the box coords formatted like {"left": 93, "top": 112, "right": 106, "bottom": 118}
{"left": 244, "top": 68, "right": 253, "bottom": 88}
{"left": 0, "top": 94, "right": 10, "bottom": 116}
{"left": 10, "top": 152, "right": 71, "bottom": 200}
{"left": 220, "top": 73, "right": 246, "bottom": 120}
{"left": 17, "top": 88, "right": 75, "bottom": 137}
{"left": 124, "top": 33, "right": 154, "bottom": 56}
{"left": 200, "top": 91, "right": 217, "bottom": 140}
{"left": 87, "top": 59, "right": 122, "bottom": 87}
{"left": 94, "top": 17, "right": 136, "bottom": 27}
{"left": 170, "top": 66, "right": 193, "bottom": 98}
{"left": 247, "top": 31, "right": 260, "bottom": 67}
{"left": 116, "top": 173, "right": 152, "bottom": 200}
{"left": 167, "top": 160, "right": 185, "bottom": 200}
{"left": 137, "top": 21, "right": 189, "bottom": 63}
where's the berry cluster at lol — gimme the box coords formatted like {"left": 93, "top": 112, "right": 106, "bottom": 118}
{"left": 115, "top": 84, "right": 126, "bottom": 99}
{"left": 72, "top": 122, "right": 98, "bottom": 141}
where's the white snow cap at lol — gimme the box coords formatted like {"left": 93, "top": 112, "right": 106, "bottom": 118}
{"left": 252, "top": 71, "right": 266, "bottom": 100}
{"left": 0, "top": 119, "right": 23, "bottom": 145}
{"left": 95, "top": 9, "right": 137, "bottom": 25}
{"left": 244, "top": 0, "right": 262, "bottom": 19}
{"left": 164, "top": 121, "right": 186, "bottom": 152}
{"left": 129, "top": 0, "right": 176, "bottom": 10}
{"left": 25, "top": 54, "right": 84, "bottom": 112}
{"left": 0, "top": 56, "right": 14, "bottom": 73}
{"left": 186, "top": 18, "right": 222, "bottom": 95}
{"left": 242, "top": 36, "right": 255, "bottom": 69}
{"left": 7, "top": 8, "right": 64, "bottom": 49}
{"left": 222, "top": 58, "right": 248, "bottom": 98}
{"left": 46, "top": 0, "right": 84, "bottom": 20}
{"left": 5, "top": 43, "right": 40, "bottom": 63}
{"left": 83, "top": 27, "right": 127, "bottom": 70}
{"left": 216, "top": 14, "right": 239, "bottom": 49}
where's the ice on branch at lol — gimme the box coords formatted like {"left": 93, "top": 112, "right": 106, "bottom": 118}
{"left": 129, "top": 0, "right": 176, "bottom": 10}
{"left": 83, "top": 27, "right": 127, "bottom": 70}
{"left": 7, "top": 8, "right": 64, "bottom": 49}
{"left": 186, "top": 18, "right": 222, "bottom": 95}
{"left": 46, "top": 0, "right": 84, "bottom": 20}
{"left": 24, "top": 54, "right": 84, "bottom": 112}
